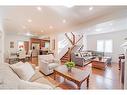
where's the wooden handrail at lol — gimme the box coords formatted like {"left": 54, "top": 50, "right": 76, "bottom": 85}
{"left": 65, "top": 33, "right": 73, "bottom": 45}
{"left": 75, "top": 35, "right": 83, "bottom": 45}
{"left": 61, "top": 32, "right": 83, "bottom": 62}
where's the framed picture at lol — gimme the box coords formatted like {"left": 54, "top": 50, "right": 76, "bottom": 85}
{"left": 10, "top": 41, "right": 14, "bottom": 48}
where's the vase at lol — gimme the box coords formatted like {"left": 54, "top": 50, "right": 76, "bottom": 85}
{"left": 68, "top": 67, "right": 72, "bottom": 72}
{"left": 98, "top": 57, "right": 102, "bottom": 60}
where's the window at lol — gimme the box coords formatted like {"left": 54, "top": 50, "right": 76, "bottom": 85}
{"left": 18, "top": 41, "right": 24, "bottom": 51}
{"left": 105, "top": 40, "right": 113, "bottom": 53}
{"left": 97, "top": 40, "right": 113, "bottom": 53}
{"left": 45, "top": 42, "right": 50, "bottom": 49}
{"left": 97, "top": 40, "right": 104, "bottom": 52}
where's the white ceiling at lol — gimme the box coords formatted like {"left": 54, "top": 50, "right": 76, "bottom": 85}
{"left": 0, "top": 6, "right": 127, "bottom": 37}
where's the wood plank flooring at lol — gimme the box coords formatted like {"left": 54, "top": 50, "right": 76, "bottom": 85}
{"left": 44, "top": 63, "right": 123, "bottom": 90}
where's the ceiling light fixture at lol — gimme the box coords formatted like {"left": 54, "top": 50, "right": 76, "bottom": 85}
{"left": 41, "top": 30, "right": 44, "bottom": 32}
{"left": 62, "top": 19, "right": 66, "bottom": 23}
{"left": 89, "top": 6, "right": 93, "bottom": 11}
{"left": 36, "top": 7, "right": 42, "bottom": 11}
{"left": 28, "top": 19, "right": 32, "bottom": 23}
{"left": 26, "top": 32, "right": 32, "bottom": 36}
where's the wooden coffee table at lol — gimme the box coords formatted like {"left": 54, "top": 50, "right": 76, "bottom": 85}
{"left": 54, "top": 65, "right": 91, "bottom": 89}
{"left": 91, "top": 57, "right": 108, "bottom": 70}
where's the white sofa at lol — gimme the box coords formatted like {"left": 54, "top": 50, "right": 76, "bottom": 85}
{"left": 0, "top": 63, "right": 60, "bottom": 89}
{"left": 38, "top": 54, "right": 60, "bottom": 75}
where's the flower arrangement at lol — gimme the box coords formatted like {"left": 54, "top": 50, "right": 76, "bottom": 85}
{"left": 65, "top": 61, "right": 75, "bottom": 72}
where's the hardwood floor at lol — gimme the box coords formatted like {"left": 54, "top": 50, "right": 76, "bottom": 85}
{"left": 44, "top": 63, "right": 123, "bottom": 90}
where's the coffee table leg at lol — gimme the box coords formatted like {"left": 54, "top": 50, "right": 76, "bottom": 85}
{"left": 86, "top": 75, "right": 90, "bottom": 89}
{"left": 54, "top": 71, "right": 56, "bottom": 80}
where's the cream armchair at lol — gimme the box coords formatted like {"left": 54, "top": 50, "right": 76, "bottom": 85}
{"left": 38, "top": 54, "right": 60, "bottom": 75}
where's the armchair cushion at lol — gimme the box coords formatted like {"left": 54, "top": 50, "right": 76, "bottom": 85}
{"left": 53, "top": 59, "right": 60, "bottom": 63}
{"left": 48, "top": 63, "right": 59, "bottom": 70}
{"left": 45, "top": 59, "right": 54, "bottom": 63}
{"left": 38, "top": 54, "right": 60, "bottom": 75}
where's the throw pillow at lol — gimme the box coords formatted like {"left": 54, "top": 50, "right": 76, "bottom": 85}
{"left": 77, "top": 52, "right": 81, "bottom": 57}
{"left": 80, "top": 52, "right": 87, "bottom": 57}
{"left": 87, "top": 52, "right": 92, "bottom": 56}
{"left": 10, "top": 62, "right": 35, "bottom": 81}
{"left": 74, "top": 53, "right": 79, "bottom": 56}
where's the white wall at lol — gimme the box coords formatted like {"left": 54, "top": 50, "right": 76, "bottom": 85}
{"left": 0, "top": 21, "right": 4, "bottom": 64}
{"left": 86, "top": 30, "right": 127, "bottom": 63}
{"left": 83, "top": 34, "right": 87, "bottom": 51}
{"left": 49, "top": 33, "right": 71, "bottom": 59}
{"left": 4, "top": 34, "right": 30, "bottom": 59}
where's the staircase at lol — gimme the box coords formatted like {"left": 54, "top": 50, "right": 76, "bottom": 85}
{"left": 60, "top": 45, "right": 84, "bottom": 64}
{"left": 60, "top": 48, "right": 71, "bottom": 64}
{"left": 60, "top": 32, "right": 83, "bottom": 64}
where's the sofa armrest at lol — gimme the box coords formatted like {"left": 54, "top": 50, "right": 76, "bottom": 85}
{"left": 74, "top": 57, "right": 84, "bottom": 66}
{"left": 75, "top": 56, "right": 84, "bottom": 60}
{"left": 31, "top": 64, "right": 36, "bottom": 70}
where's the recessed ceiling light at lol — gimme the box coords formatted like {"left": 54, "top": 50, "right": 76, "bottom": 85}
{"left": 89, "top": 7, "right": 93, "bottom": 11}
{"left": 49, "top": 25, "right": 53, "bottom": 29}
{"left": 36, "top": 7, "right": 42, "bottom": 11}
{"left": 22, "top": 26, "right": 26, "bottom": 29}
{"left": 62, "top": 19, "right": 66, "bottom": 23}
{"left": 26, "top": 32, "right": 32, "bottom": 36}
{"left": 28, "top": 19, "right": 32, "bottom": 23}
{"left": 41, "top": 30, "right": 44, "bottom": 32}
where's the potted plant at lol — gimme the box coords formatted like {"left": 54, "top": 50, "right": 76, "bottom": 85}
{"left": 98, "top": 55, "right": 102, "bottom": 60}
{"left": 65, "top": 61, "right": 75, "bottom": 72}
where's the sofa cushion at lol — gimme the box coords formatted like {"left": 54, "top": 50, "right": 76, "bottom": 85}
{"left": 10, "top": 62, "right": 35, "bottom": 81}
{"left": 74, "top": 52, "right": 81, "bottom": 57}
{"left": 0, "top": 63, "right": 58, "bottom": 89}
{"left": 29, "top": 70, "right": 44, "bottom": 82}
{"left": 87, "top": 52, "right": 92, "bottom": 56}
{"left": 0, "top": 63, "right": 20, "bottom": 89}
{"left": 19, "top": 80, "right": 53, "bottom": 89}
{"left": 34, "top": 77, "right": 56, "bottom": 88}
{"left": 80, "top": 52, "right": 88, "bottom": 57}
